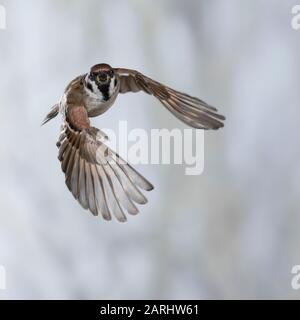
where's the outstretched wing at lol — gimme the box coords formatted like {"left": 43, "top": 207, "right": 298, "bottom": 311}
{"left": 58, "top": 105, "right": 153, "bottom": 222}
{"left": 115, "top": 68, "right": 225, "bottom": 130}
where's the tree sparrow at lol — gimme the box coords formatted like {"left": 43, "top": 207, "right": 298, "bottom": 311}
{"left": 42, "top": 63, "right": 225, "bottom": 222}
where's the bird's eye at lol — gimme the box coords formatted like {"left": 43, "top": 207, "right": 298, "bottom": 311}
{"left": 90, "top": 73, "right": 97, "bottom": 80}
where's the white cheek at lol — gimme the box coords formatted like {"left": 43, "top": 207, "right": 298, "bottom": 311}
{"left": 109, "top": 76, "right": 116, "bottom": 96}
{"left": 85, "top": 76, "right": 103, "bottom": 100}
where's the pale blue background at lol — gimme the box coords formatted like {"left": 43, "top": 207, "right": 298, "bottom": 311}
{"left": 0, "top": 0, "right": 299, "bottom": 299}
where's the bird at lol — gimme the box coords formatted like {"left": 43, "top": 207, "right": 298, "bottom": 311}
{"left": 42, "top": 63, "right": 225, "bottom": 222}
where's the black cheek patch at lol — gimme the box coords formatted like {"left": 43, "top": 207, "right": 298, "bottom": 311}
{"left": 87, "top": 82, "right": 93, "bottom": 92}
{"left": 98, "top": 83, "right": 110, "bottom": 101}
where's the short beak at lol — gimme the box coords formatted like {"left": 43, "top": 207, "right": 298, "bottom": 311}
{"left": 98, "top": 73, "right": 108, "bottom": 82}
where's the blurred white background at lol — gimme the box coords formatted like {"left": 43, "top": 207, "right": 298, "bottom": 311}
{"left": 0, "top": 0, "right": 299, "bottom": 299}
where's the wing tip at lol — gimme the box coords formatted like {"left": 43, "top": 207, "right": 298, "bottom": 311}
{"left": 146, "top": 184, "right": 154, "bottom": 191}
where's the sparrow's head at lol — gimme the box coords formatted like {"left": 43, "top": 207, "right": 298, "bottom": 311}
{"left": 85, "top": 63, "right": 117, "bottom": 101}
{"left": 89, "top": 63, "right": 114, "bottom": 84}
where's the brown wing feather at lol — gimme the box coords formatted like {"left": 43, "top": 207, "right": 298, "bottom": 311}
{"left": 58, "top": 105, "right": 153, "bottom": 222}
{"left": 115, "top": 68, "right": 225, "bottom": 130}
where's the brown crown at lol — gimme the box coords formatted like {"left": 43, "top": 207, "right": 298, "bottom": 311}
{"left": 90, "top": 63, "right": 112, "bottom": 73}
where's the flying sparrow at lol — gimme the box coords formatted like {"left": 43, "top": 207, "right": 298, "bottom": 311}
{"left": 43, "top": 63, "right": 225, "bottom": 222}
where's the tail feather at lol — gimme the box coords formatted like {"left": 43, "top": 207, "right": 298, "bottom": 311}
{"left": 41, "top": 104, "right": 59, "bottom": 125}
